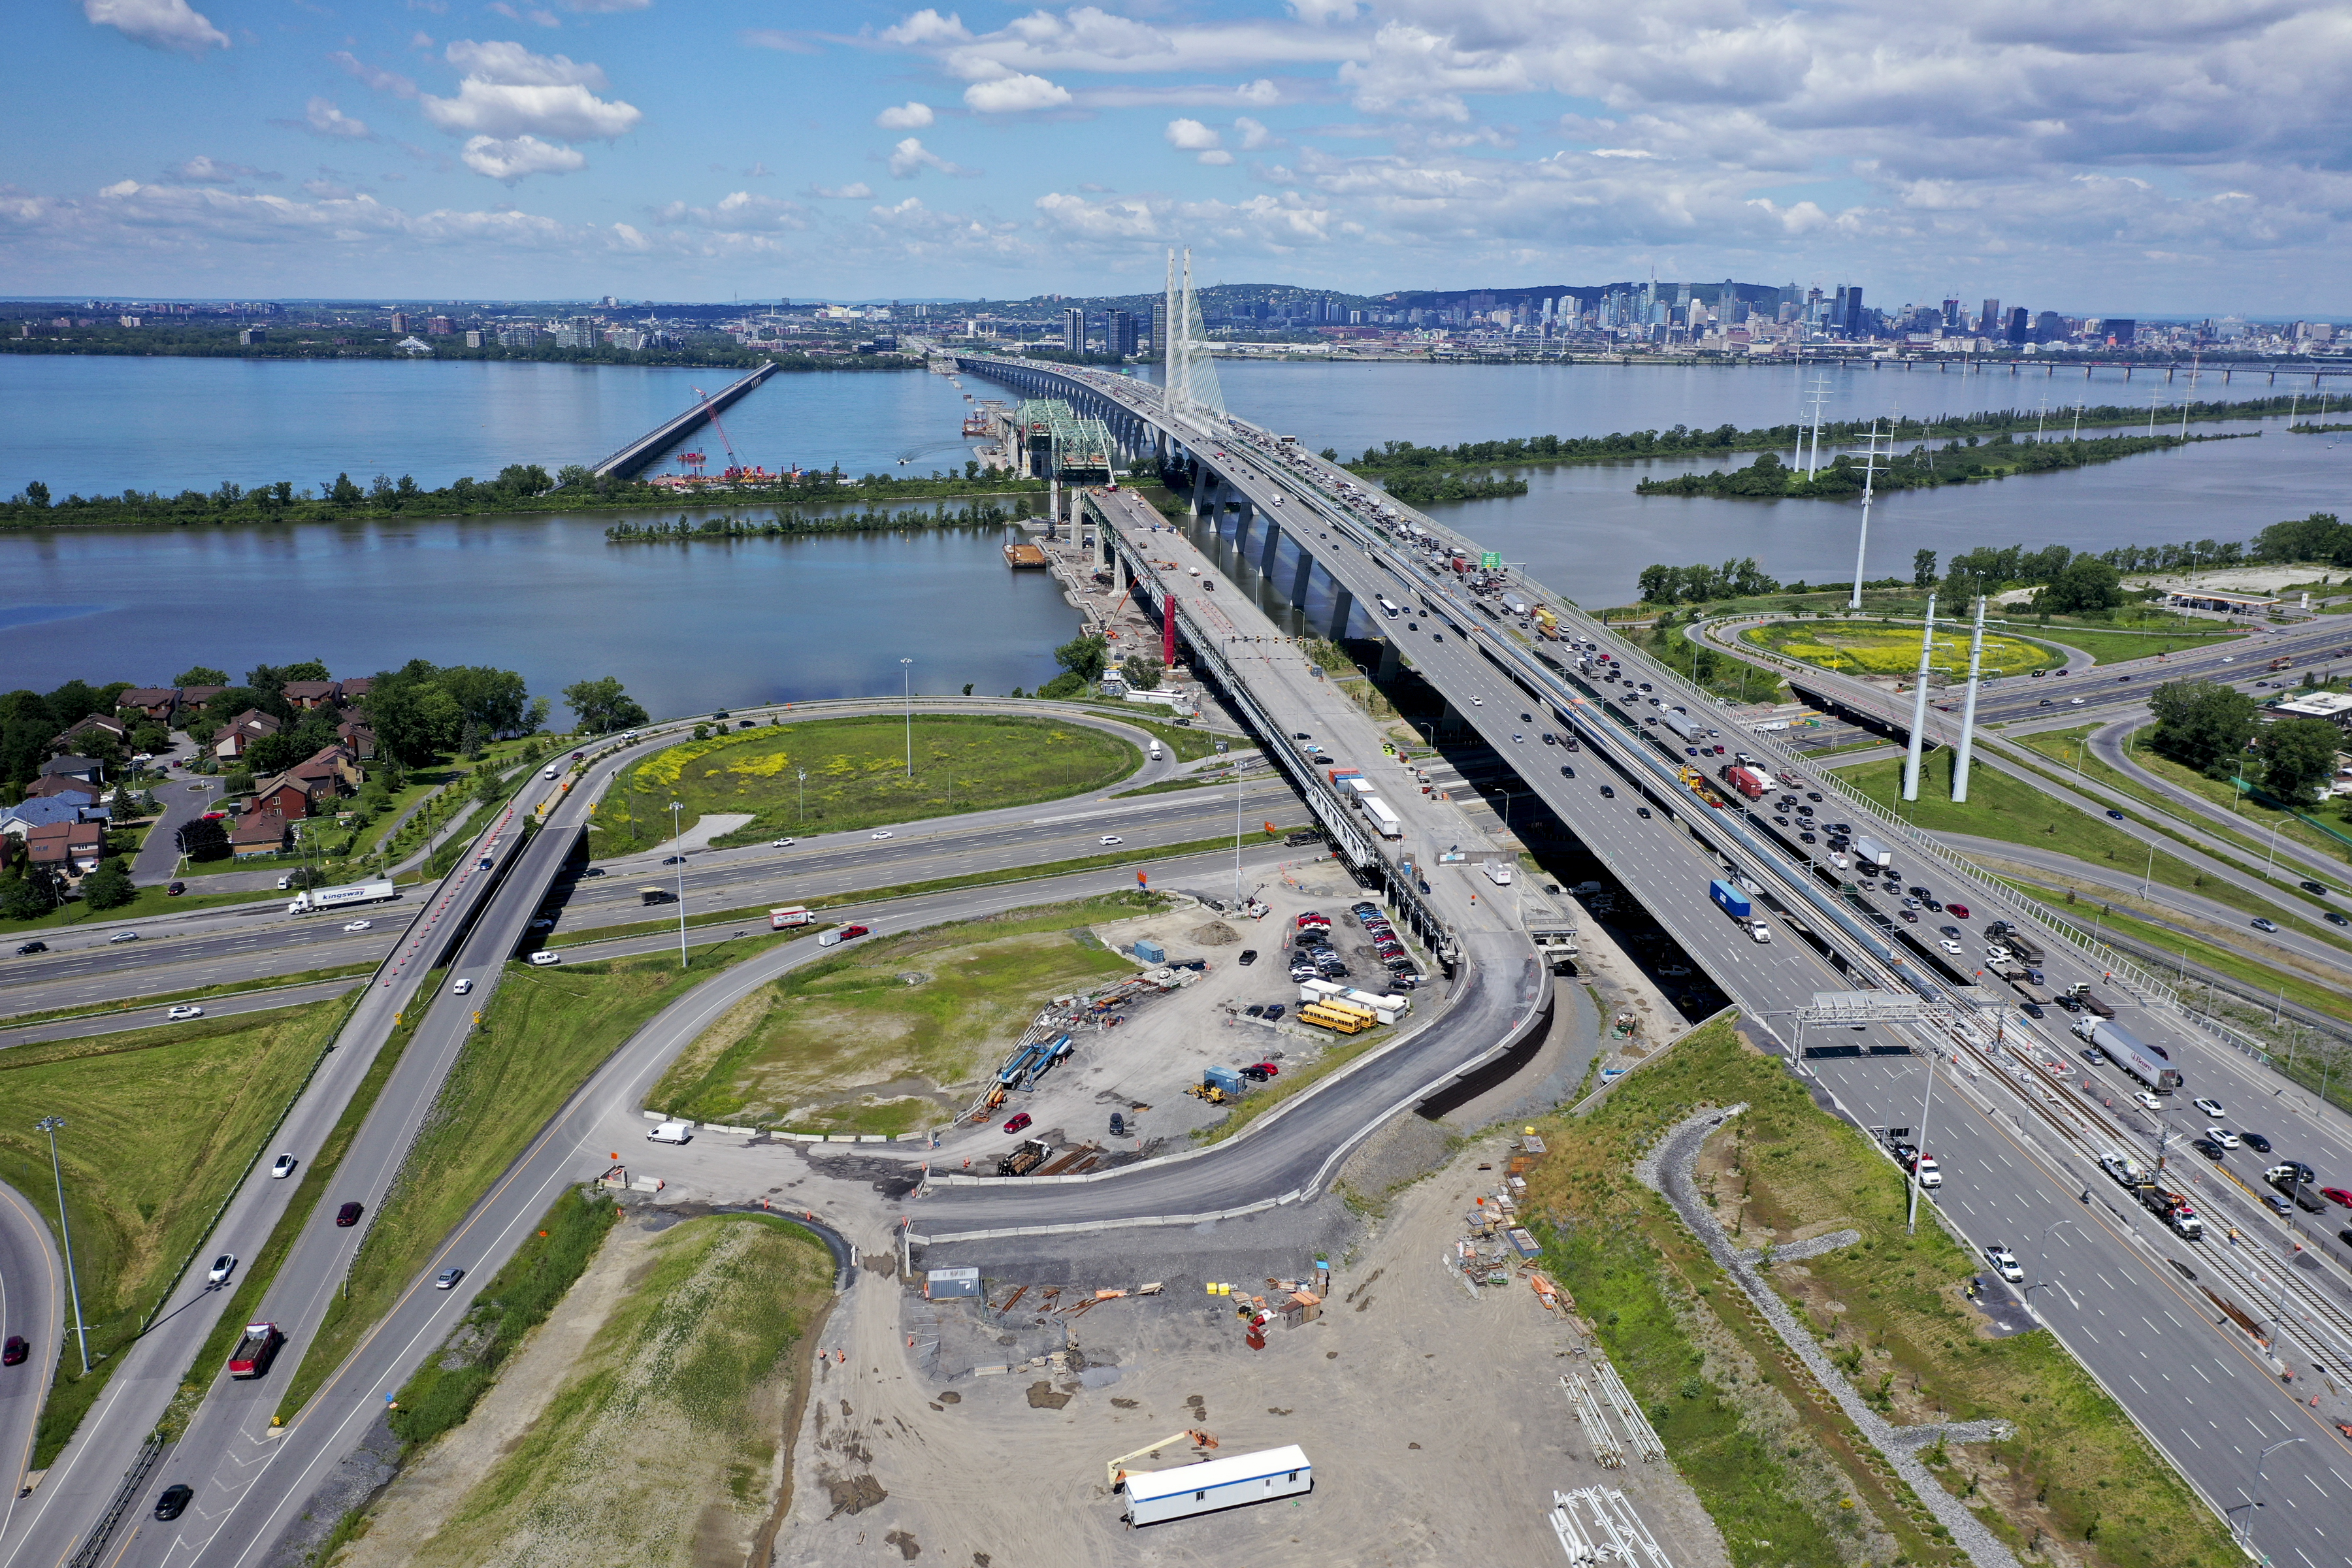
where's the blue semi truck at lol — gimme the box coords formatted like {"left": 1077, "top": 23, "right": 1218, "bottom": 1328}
{"left": 1708, "top": 879, "right": 1752, "bottom": 919}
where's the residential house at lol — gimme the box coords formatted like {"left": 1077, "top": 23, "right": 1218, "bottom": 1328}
{"left": 339, "top": 676, "right": 374, "bottom": 702}
{"left": 178, "top": 685, "right": 228, "bottom": 711}
{"left": 214, "top": 710, "right": 283, "bottom": 760}
{"left": 281, "top": 679, "right": 342, "bottom": 711}
{"left": 119, "top": 688, "right": 181, "bottom": 721}
{"left": 249, "top": 774, "right": 318, "bottom": 822}
{"left": 24, "top": 774, "right": 102, "bottom": 805}
{"left": 1, "top": 796, "right": 111, "bottom": 839}
{"left": 230, "top": 808, "right": 293, "bottom": 857}
{"left": 40, "top": 755, "right": 105, "bottom": 784}
{"left": 25, "top": 820, "right": 106, "bottom": 875}
{"left": 52, "top": 714, "right": 127, "bottom": 753}
{"left": 335, "top": 720, "right": 378, "bottom": 760}
{"left": 288, "top": 744, "right": 365, "bottom": 796}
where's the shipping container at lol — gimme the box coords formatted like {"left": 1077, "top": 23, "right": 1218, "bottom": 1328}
{"left": 1708, "top": 879, "right": 1754, "bottom": 919}
{"left": 1719, "top": 766, "right": 1767, "bottom": 800}
{"left": 2071, "top": 1017, "right": 2183, "bottom": 1092}
{"left": 1122, "top": 1445, "right": 1313, "bottom": 1526}
{"left": 1362, "top": 798, "right": 1403, "bottom": 839}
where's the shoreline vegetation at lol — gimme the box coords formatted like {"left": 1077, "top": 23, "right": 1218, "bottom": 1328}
{"left": 602, "top": 499, "right": 1030, "bottom": 542}
{"left": 1343, "top": 392, "right": 2309, "bottom": 478}
{"left": 1635, "top": 430, "right": 2252, "bottom": 499}
{"left": 3, "top": 463, "right": 1044, "bottom": 532}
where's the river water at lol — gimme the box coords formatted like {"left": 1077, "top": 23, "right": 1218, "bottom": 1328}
{"left": 1, "top": 354, "right": 2343, "bottom": 708}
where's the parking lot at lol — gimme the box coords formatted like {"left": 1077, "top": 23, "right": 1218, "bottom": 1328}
{"left": 934, "top": 859, "right": 1442, "bottom": 1168}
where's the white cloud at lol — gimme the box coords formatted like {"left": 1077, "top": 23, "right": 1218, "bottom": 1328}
{"left": 487, "top": 1, "right": 561, "bottom": 26}
{"left": 1164, "top": 118, "right": 1223, "bottom": 150}
{"left": 1235, "top": 116, "right": 1273, "bottom": 149}
{"left": 443, "top": 40, "right": 609, "bottom": 88}
{"left": 299, "top": 99, "right": 375, "bottom": 140}
{"left": 167, "top": 156, "right": 279, "bottom": 184}
{"left": 880, "top": 9, "right": 972, "bottom": 46}
{"left": 421, "top": 42, "right": 642, "bottom": 141}
{"left": 807, "top": 182, "right": 877, "bottom": 199}
{"left": 1197, "top": 150, "right": 1235, "bottom": 165}
{"left": 461, "top": 134, "right": 587, "bottom": 180}
{"left": 82, "top": 0, "right": 226, "bottom": 56}
{"left": 876, "top": 101, "right": 936, "bottom": 129}
{"left": 652, "top": 190, "right": 811, "bottom": 231}
{"left": 887, "top": 137, "right": 969, "bottom": 178}
{"left": 962, "top": 73, "right": 1072, "bottom": 113}
{"left": 331, "top": 50, "right": 421, "bottom": 99}
{"left": 302, "top": 178, "right": 356, "bottom": 199}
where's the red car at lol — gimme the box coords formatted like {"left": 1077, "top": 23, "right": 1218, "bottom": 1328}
{"left": 2322, "top": 1188, "right": 2352, "bottom": 1209}
{"left": 1946, "top": 904, "right": 1970, "bottom": 919}
{"left": 1002, "top": 1112, "right": 1033, "bottom": 1134}
{"left": 839, "top": 924, "right": 870, "bottom": 940}
{"left": 2, "top": 1335, "right": 26, "bottom": 1366}
{"left": 1250, "top": 1062, "right": 1281, "bottom": 1077}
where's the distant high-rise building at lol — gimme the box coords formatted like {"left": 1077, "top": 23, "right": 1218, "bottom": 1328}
{"left": 427, "top": 316, "right": 455, "bottom": 336}
{"left": 388, "top": 311, "right": 408, "bottom": 335}
{"left": 2035, "top": 310, "right": 2062, "bottom": 342}
{"left": 2102, "top": 318, "right": 2136, "bottom": 346}
{"left": 1105, "top": 308, "right": 1137, "bottom": 357}
{"left": 1942, "top": 298, "right": 1962, "bottom": 329}
{"left": 2006, "top": 306, "right": 2030, "bottom": 344}
{"left": 1062, "top": 306, "right": 1085, "bottom": 353}
{"left": 1151, "top": 301, "right": 1167, "bottom": 353}
{"left": 1980, "top": 299, "right": 2001, "bottom": 335}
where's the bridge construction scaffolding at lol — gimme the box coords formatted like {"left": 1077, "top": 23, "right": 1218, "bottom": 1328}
{"left": 1013, "top": 398, "right": 1120, "bottom": 483}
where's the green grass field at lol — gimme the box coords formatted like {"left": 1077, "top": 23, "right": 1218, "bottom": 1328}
{"left": 649, "top": 892, "right": 1152, "bottom": 1130}
{"left": 1742, "top": 619, "right": 2066, "bottom": 679}
{"left": 1526, "top": 1019, "right": 2238, "bottom": 1568}
{"left": 586, "top": 713, "right": 1138, "bottom": 857}
{"left": 276, "top": 936, "right": 789, "bottom": 1419}
{"left": 0, "top": 879, "right": 273, "bottom": 935}
{"left": 0, "top": 962, "right": 374, "bottom": 1028}
{"left": 2021, "top": 627, "right": 2247, "bottom": 666}
{"left": 389, "top": 1213, "right": 832, "bottom": 1567}
{"left": 0, "top": 1000, "right": 342, "bottom": 1463}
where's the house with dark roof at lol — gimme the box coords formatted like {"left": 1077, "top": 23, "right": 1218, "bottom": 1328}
{"left": 338, "top": 676, "right": 375, "bottom": 701}
{"left": 119, "top": 688, "right": 180, "bottom": 720}
{"left": 230, "top": 808, "right": 293, "bottom": 857}
{"left": 178, "top": 685, "right": 229, "bottom": 710}
{"left": 335, "top": 719, "right": 378, "bottom": 760}
{"left": 214, "top": 710, "right": 283, "bottom": 760}
{"left": 52, "top": 714, "right": 127, "bottom": 753}
{"left": 24, "top": 774, "right": 102, "bottom": 804}
{"left": 40, "top": 755, "right": 104, "bottom": 784}
{"left": 25, "top": 821, "right": 105, "bottom": 875}
{"left": 282, "top": 679, "right": 342, "bottom": 710}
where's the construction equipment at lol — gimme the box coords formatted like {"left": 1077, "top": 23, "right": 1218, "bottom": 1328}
{"left": 1184, "top": 1083, "right": 1228, "bottom": 1105}
{"left": 693, "top": 385, "right": 746, "bottom": 480}
{"left": 1106, "top": 1429, "right": 1217, "bottom": 1490}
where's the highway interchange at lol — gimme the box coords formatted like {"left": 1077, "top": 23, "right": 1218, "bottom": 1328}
{"left": 3, "top": 358, "right": 2350, "bottom": 1563}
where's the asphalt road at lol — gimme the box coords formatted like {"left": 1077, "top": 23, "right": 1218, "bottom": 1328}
{"left": 2088, "top": 715, "right": 2352, "bottom": 892}
{"left": 0, "top": 1181, "right": 62, "bottom": 1548}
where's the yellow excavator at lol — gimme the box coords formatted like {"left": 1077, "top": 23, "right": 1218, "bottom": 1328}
{"left": 1184, "top": 1083, "right": 1227, "bottom": 1105}
{"left": 1106, "top": 1429, "right": 1218, "bottom": 1490}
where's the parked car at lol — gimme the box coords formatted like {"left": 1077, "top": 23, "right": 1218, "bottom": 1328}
{"left": 1983, "top": 1245, "right": 2024, "bottom": 1284}
{"left": 1002, "top": 1112, "right": 1033, "bottom": 1135}
{"left": 1237, "top": 949, "right": 1257, "bottom": 966}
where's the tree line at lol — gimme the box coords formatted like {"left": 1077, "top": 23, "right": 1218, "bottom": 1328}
{"left": 1343, "top": 393, "right": 2310, "bottom": 474}
{"left": 604, "top": 500, "right": 1028, "bottom": 542}
{"left": 2150, "top": 678, "right": 2343, "bottom": 808}
{"left": 5, "top": 461, "right": 1042, "bottom": 531}
{"left": 1632, "top": 431, "right": 2245, "bottom": 500}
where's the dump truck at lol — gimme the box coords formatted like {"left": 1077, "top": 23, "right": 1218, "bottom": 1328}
{"left": 2138, "top": 1183, "right": 2205, "bottom": 1239}
{"left": 227, "top": 1322, "right": 283, "bottom": 1379}
{"left": 1709, "top": 879, "right": 1754, "bottom": 919}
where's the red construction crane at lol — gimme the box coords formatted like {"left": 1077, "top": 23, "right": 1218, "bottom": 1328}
{"left": 693, "top": 386, "right": 744, "bottom": 480}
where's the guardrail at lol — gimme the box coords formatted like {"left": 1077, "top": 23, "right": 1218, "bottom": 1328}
{"left": 64, "top": 1432, "right": 163, "bottom": 1568}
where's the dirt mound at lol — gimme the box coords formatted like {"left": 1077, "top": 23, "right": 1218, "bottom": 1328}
{"left": 1188, "top": 920, "right": 1240, "bottom": 946}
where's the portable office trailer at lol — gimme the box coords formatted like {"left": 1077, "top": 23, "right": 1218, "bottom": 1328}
{"left": 1122, "top": 1445, "right": 1313, "bottom": 1526}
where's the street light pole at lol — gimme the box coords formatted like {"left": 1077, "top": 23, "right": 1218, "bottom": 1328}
{"left": 35, "top": 1117, "right": 90, "bottom": 1374}
{"left": 1908, "top": 1041, "right": 1940, "bottom": 1236}
{"left": 670, "top": 800, "right": 687, "bottom": 969}
{"left": 2233, "top": 1437, "right": 2308, "bottom": 1546}
{"left": 900, "top": 658, "right": 915, "bottom": 777}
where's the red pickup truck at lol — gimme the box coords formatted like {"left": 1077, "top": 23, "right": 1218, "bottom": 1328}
{"left": 227, "top": 1322, "right": 282, "bottom": 1379}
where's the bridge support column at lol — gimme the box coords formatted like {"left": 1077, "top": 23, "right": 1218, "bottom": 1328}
{"left": 1289, "top": 549, "right": 1316, "bottom": 616}
{"left": 1258, "top": 521, "right": 1283, "bottom": 581}
{"left": 1377, "top": 638, "right": 1402, "bottom": 681}
{"left": 1326, "top": 585, "right": 1356, "bottom": 640}
{"left": 1437, "top": 698, "right": 1470, "bottom": 740}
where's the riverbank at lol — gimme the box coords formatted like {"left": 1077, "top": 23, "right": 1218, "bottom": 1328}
{"left": 1635, "top": 430, "right": 2253, "bottom": 499}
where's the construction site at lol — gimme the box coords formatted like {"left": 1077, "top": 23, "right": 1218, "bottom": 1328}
{"left": 772, "top": 1124, "right": 1728, "bottom": 1567}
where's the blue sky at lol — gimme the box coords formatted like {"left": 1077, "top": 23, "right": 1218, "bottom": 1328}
{"left": 5, "top": 0, "right": 2345, "bottom": 312}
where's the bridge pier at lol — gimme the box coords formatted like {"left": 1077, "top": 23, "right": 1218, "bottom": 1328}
{"left": 1328, "top": 585, "right": 1356, "bottom": 640}
{"left": 1377, "top": 637, "right": 1403, "bottom": 681}
{"left": 1258, "top": 519, "right": 1284, "bottom": 581}
{"left": 1289, "top": 547, "right": 1316, "bottom": 619}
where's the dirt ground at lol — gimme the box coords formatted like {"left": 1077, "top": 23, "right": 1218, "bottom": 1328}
{"left": 772, "top": 1133, "right": 1731, "bottom": 1568}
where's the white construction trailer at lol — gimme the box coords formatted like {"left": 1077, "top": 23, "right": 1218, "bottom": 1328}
{"left": 1120, "top": 1445, "right": 1313, "bottom": 1526}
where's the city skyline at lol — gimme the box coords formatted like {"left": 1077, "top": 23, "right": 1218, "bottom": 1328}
{"left": 4, "top": 1, "right": 2346, "bottom": 310}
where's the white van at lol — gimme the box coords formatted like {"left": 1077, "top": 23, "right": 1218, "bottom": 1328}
{"left": 1147, "top": 741, "right": 1163, "bottom": 761}
{"left": 542, "top": 766, "right": 559, "bottom": 781}
{"left": 647, "top": 1121, "right": 693, "bottom": 1144}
